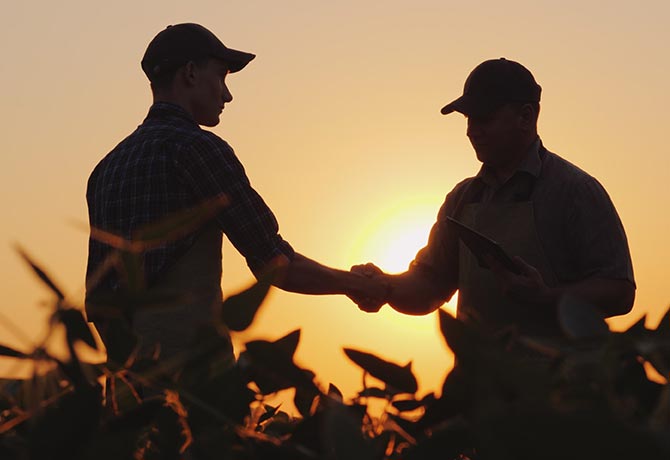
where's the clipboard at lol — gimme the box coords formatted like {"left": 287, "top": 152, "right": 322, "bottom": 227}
{"left": 446, "top": 216, "right": 522, "bottom": 275}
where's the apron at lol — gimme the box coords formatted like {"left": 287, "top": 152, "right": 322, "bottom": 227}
{"left": 457, "top": 187, "right": 561, "bottom": 339}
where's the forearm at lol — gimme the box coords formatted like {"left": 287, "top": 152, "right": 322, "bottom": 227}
{"left": 543, "top": 278, "right": 635, "bottom": 318}
{"left": 384, "top": 271, "right": 454, "bottom": 316}
{"left": 271, "top": 253, "right": 378, "bottom": 298}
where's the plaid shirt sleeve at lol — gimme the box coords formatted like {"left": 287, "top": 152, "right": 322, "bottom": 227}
{"left": 174, "top": 132, "right": 294, "bottom": 272}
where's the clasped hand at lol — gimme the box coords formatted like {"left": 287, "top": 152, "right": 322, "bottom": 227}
{"left": 349, "top": 263, "right": 388, "bottom": 313}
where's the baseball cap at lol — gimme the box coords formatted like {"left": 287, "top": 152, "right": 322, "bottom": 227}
{"left": 440, "top": 58, "right": 541, "bottom": 116}
{"left": 141, "top": 23, "right": 256, "bottom": 82}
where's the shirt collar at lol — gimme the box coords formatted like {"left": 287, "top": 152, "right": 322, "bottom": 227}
{"left": 145, "top": 102, "right": 198, "bottom": 126}
{"left": 476, "top": 137, "right": 542, "bottom": 185}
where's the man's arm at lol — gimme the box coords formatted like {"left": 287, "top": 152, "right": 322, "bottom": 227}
{"left": 254, "top": 253, "right": 389, "bottom": 302}
{"left": 490, "top": 256, "right": 635, "bottom": 318}
{"left": 350, "top": 263, "right": 455, "bottom": 316}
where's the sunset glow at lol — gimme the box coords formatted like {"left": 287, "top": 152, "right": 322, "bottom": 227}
{"left": 1, "top": 1, "right": 669, "bottom": 408}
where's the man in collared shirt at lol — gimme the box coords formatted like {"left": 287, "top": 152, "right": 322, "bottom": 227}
{"left": 86, "top": 23, "right": 385, "bottom": 362}
{"left": 352, "top": 58, "right": 635, "bottom": 338}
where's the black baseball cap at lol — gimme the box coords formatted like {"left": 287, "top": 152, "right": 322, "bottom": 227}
{"left": 141, "top": 23, "right": 256, "bottom": 82}
{"left": 440, "top": 58, "right": 541, "bottom": 116}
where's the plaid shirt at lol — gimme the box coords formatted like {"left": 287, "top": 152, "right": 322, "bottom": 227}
{"left": 86, "top": 102, "right": 294, "bottom": 292}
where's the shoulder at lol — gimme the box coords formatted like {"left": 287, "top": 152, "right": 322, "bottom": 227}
{"left": 176, "top": 130, "right": 244, "bottom": 172}
{"left": 540, "top": 147, "right": 615, "bottom": 207}
{"left": 437, "top": 176, "right": 477, "bottom": 218}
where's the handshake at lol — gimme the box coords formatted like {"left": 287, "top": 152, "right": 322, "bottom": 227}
{"left": 348, "top": 262, "right": 391, "bottom": 313}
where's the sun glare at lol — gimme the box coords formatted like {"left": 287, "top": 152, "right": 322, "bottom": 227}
{"left": 350, "top": 198, "right": 458, "bottom": 321}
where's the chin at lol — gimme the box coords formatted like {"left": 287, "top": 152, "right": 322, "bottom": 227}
{"left": 199, "top": 117, "right": 220, "bottom": 127}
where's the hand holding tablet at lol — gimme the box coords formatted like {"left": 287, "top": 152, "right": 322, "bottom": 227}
{"left": 446, "top": 216, "right": 522, "bottom": 275}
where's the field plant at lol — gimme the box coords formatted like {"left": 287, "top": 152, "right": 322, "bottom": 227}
{"left": 1, "top": 206, "right": 669, "bottom": 459}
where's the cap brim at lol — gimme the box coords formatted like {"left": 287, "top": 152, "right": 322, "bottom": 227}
{"left": 218, "top": 48, "right": 256, "bottom": 73}
{"left": 440, "top": 94, "right": 501, "bottom": 117}
{"left": 440, "top": 95, "right": 476, "bottom": 116}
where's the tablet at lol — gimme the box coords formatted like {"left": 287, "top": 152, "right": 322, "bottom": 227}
{"left": 446, "top": 216, "right": 522, "bottom": 275}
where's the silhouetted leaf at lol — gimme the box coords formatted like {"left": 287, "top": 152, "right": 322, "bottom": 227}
{"left": 655, "top": 306, "right": 670, "bottom": 337}
{"left": 328, "top": 383, "right": 343, "bottom": 402}
{"left": 221, "top": 277, "right": 272, "bottom": 332}
{"left": 243, "top": 330, "right": 317, "bottom": 394}
{"left": 15, "top": 245, "right": 65, "bottom": 300}
{"left": 392, "top": 398, "right": 424, "bottom": 412}
{"left": 558, "top": 295, "right": 609, "bottom": 339}
{"left": 258, "top": 404, "right": 280, "bottom": 425}
{"left": 294, "top": 385, "right": 319, "bottom": 418}
{"left": 344, "top": 348, "right": 417, "bottom": 394}
{"left": 357, "top": 387, "right": 388, "bottom": 399}
{"left": 221, "top": 264, "right": 283, "bottom": 332}
{"left": 55, "top": 308, "right": 98, "bottom": 350}
{"left": 0, "top": 344, "right": 28, "bottom": 359}
{"left": 626, "top": 314, "right": 647, "bottom": 335}
{"left": 438, "top": 308, "right": 472, "bottom": 358}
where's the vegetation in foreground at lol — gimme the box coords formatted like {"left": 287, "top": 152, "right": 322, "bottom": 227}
{"left": 1, "top": 223, "right": 669, "bottom": 459}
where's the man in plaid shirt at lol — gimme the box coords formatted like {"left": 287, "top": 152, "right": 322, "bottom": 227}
{"left": 86, "top": 23, "right": 384, "bottom": 363}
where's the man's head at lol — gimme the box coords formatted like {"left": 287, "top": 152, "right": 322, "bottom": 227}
{"left": 441, "top": 58, "right": 541, "bottom": 167}
{"left": 141, "top": 23, "right": 255, "bottom": 127}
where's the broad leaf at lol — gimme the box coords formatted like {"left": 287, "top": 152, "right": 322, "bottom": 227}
{"left": 344, "top": 348, "right": 417, "bottom": 394}
{"left": 221, "top": 265, "right": 281, "bottom": 332}
{"left": 242, "top": 330, "right": 316, "bottom": 394}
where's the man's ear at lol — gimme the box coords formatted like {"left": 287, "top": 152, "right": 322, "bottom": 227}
{"left": 518, "top": 103, "right": 538, "bottom": 131}
{"left": 181, "top": 61, "right": 199, "bottom": 87}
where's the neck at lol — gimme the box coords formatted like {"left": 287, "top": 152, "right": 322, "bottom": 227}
{"left": 153, "top": 89, "right": 193, "bottom": 119}
{"left": 490, "top": 135, "right": 537, "bottom": 183}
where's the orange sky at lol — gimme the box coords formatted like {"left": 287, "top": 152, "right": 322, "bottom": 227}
{"left": 1, "top": 1, "right": 669, "bottom": 403}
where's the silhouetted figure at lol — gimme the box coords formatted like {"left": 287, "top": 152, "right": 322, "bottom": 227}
{"left": 86, "top": 23, "right": 385, "bottom": 365}
{"left": 352, "top": 58, "right": 635, "bottom": 339}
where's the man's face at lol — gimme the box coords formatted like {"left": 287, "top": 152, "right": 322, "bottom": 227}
{"left": 465, "top": 104, "right": 525, "bottom": 167}
{"left": 190, "top": 58, "right": 233, "bottom": 127}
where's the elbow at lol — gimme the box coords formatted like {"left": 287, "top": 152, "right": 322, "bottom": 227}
{"left": 389, "top": 296, "right": 445, "bottom": 316}
{"left": 604, "top": 280, "right": 636, "bottom": 318}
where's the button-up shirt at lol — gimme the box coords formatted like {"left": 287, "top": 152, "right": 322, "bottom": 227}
{"left": 86, "top": 102, "right": 294, "bottom": 292}
{"left": 412, "top": 138, "right": 635, "bottom": 299}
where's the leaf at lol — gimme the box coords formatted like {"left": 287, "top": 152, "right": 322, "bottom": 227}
{"left": 438, "top": 308, "right": 471, "bottom": 358}
{"left": 625, "top": 314, "right": 647, "bottom": 335}
{"left": 557, "top": 295, "right": 609, "bottom": 339}
{"left": 655, "top": 305, "right": 670, "bottom": 337}
{"left": 15, "top": 245, "right": 65, "bottom": 300}
{"left": 343, "top": 348, "right": 418, "bottom": 394}
{"left": 55, "top": 308, "right": 98, "bottom": 350}
{"left": 392, "top": 398, "right": 424, "bottom": 412}
{"left": 220, "top": 265, "right": 280, "bottom": 332}
{"left": 0, "top": 343, "right": 29, "bottom": 359}
{"left": 258, "top": 404, "right": 280, "bottom": 425}
{"left": 242, "top": 330, "right": 317, "bottom": 394}
{"left": 328, "top": 383, "right": 343, "bottom": 402}
{"left": 357, "top": 387, "right": 389, "bottom": 399}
